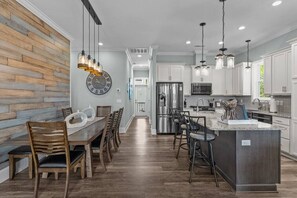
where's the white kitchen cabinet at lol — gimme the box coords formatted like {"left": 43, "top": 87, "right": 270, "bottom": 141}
{"left": 273, "top": 117, "right": 291, "bottom": 154}
{"left": 292, "top": 80, "right": 297, "bottom": 120}
{"left": 157, "top": 64, "right": 184, "bottom": 82}
{"left": 232, "top": 63, "right": 251, "bottom": 96}
{"left": 272, "top": 50, "right": 291, "bottom": 95}
{"left": 292, "top": 42, "right": 297, "bottom": 79}
{"left": 225, "top": 68, "right": 233, "bottom": 95}
{"left": 291, "top": 119, "right": 297, "bottom": 157}
{"left": 183, "top": 66, "right": 191, "bottom": 96}
{"left": 287, "top": 51, "right": 292, "bottom": 92}
{"left": 212, "top": 68, "right": 226, "bottom": 95}
{"left": 191, "top": 66, "right": 212, "bottom": 83}
{"left": 264, "top": 56, "right": 272, "bottom": 95}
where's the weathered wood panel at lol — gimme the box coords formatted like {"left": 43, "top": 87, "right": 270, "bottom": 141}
{"left": 0, "top": 0, "right": 70, "bottom": 164}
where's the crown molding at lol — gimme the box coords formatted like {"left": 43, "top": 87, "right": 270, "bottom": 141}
{"left": 16, "top": 0, "right": 74, "bottom": 41}
{"left": 125, "top": 49, "right": 133, "bottom": 66}
{"left": 157, "top": 51, "right": 194, "bottom": 56}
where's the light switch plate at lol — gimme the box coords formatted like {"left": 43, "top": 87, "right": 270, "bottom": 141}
{"left": 241, "top": 140, "right": 251, "bottom": 146}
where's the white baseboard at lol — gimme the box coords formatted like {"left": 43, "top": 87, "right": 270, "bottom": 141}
{"left": 0, "top": 158, "right": 28, "bottom": 183}
{"left": 151, "top": 128, "right": 157, "bottom": 135}
{"left": 120, "top": 114, "right": 134, "bottom": 133}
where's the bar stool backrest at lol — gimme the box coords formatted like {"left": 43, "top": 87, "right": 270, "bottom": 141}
{"left": 188, "top": 116, "right": 208, "bottom": 142}
{"left": 96, "top": 106, "right": 112, "bottom": 117}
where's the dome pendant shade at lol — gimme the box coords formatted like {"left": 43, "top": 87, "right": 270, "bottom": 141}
{"left": 77, "top": 50, "right": 88, "bottom": 69}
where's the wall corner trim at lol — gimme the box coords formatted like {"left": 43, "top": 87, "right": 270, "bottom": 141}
{"left": 16, "top": 0, "right": 74, "bottom": 41}
{"left": 151, "top": 128, "right": 157, "bottom": 135}
{"left": 120, "top": 114, "right": 134, "bottom": 133}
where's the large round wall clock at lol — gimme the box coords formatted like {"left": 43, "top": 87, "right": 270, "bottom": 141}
{"left": 86, "top": 71, "right": 112, "bottom": 95}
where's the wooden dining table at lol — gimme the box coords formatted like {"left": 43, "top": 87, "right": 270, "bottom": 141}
{"left": 4, "top": 117, "right": 106, "bottom": 178}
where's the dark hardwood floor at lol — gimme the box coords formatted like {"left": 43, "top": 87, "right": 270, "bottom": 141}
{"left": 0, "top": 117, "right": 297, "bottom": 197}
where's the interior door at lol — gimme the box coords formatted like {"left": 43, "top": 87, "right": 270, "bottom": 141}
{"left": 135, "top": 85, "right": 148, "bottom": 116}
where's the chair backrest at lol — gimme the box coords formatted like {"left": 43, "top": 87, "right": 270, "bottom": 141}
{"left": 177, "top": 110, "right": 190, "bottom": 124}
{"left": 100, "top": 113, "right": 112, "bottom": 146}
{"left": 26, "top": 121, "right": 70, "bottom": 167}
{"left": 116, "top": 107, "right": 124, "bottom": 129}
{"left": 112, "top": 110, "right": 119, "bottom": 131}
{"left": 62, "top": 107, "right": 73, "bottom": 119}
{"left": 188, "top": 116, "right": 208, "bottom": 142}
{"left": 96, "top": 106, "right": 112, "bottom": 117}
{"left": 106, "top": 111, "right": 116, "bottom": 140}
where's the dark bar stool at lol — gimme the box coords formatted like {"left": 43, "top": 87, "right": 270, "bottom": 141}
{"left": 175, "top": 111, "right": 190, "bottom": 159}
{"left": 188, "top": 116, "right": 219, "bottom": 187}
{"left": 170, "top": 108, "right": 179, "bottom": 149}
{"left": 8, "top": 146, "right": 33, "bottom": 179}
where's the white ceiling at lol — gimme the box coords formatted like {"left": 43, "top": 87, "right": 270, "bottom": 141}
{"left": 28, "top": 0, "right": 297, "bottom": 63}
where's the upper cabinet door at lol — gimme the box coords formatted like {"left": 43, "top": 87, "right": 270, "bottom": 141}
{"left": 292, "top": 43, "right": 297, "bottom": 79}
{"left": 170, "top": 65, "right": 184, "bottom": 82}
{"left": 157, "top": 64, "right": 170, "bottom": 82}
{"left": 264, "top": 56, "right": 272, "bottom": 95}
{"left": 225, "top": 68, "right": 233, "bottom": 95}
{"left": 192, "top": 66, "right": 202, "bottom": 82}
{"left": 272, "top": 52, "right": 288, "bottom": 94}
{"left": 183, "top": 66, "right": 191, "bottom": 96}
{"left": 232, "top": 66, "right": 239, "bottom": 95}
{"left": 212, "top": 68, "right": 225, "bottom": 95}
{"left": 287, "top": 51, "right": 292, "bottom": 93}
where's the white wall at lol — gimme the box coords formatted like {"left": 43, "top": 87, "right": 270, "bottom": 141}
{"left": 71, "top": 51, "right": 134, "bottom": 129}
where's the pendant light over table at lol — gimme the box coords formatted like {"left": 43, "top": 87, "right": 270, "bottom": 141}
{"left": 215, "top": 0, "right": 235, "bottom": 69}
{"left": 77, "top": 4, "right": 88, "bottom": 70}
{"left": 245, "top": 40, "right": 251, "bottom": 69}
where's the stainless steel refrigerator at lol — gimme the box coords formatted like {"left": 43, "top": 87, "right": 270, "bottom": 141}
{"left": 156, "top": 82, "right": 183, "bottom": 134}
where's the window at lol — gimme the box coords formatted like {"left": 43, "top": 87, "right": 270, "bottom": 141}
{"left": 252, "top": 60, "right": 270, "bottom": 100}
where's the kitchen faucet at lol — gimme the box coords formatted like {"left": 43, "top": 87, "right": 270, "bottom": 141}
{"left": 197, "top": 98, "right": 204, "bottom": 106}
{"left": 252, "top": 98, "right": 263, "bottom": 110}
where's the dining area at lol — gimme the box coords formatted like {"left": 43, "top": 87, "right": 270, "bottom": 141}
{"left": 2, "top": 106, "right": 124, "bottom": 198}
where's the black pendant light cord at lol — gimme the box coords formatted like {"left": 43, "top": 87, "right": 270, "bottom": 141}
{"left": 88, "top": 8, "right": 91, "bottom": 57}
{"left": 222, "top": 0, "right": 225, "bottom": 51}
{"left": 93, "top": 20, "right": 95, "bottom": 61}
{"left": 202, "top": 24, "right": 204, "bottom": 62}
{"left": 246, "top": 40, "right": 251, "bottom": 68}
{"left": 82, "top": 4, "right": 84, "bottom": 51}
{"left": 98, "top": 25, "right": 100, "bottom": 63}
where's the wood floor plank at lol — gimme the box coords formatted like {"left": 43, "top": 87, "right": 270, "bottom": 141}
{"left": 0, "top": 117, "right": 297, "bottom": 197}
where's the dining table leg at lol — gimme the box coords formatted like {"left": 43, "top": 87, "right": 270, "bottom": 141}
{"left": 84, "top": 144, "right": 93, "bottom": 178}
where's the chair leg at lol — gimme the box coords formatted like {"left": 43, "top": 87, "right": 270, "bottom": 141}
{"left": 34, "top": 171, "right": 40, "bottom": 198}
{"left": 9, "top": 155, "right": 15, "bottom": 180}
{"left": 208, "top": 142, "right": 213, "bottom": 174}
{"left": 99, "top": 150, "right": 106, "bottom": 172}
{"left": 209, "top": 142, "right": 219, "bottom": 187}
{"left": 106, "top": 142, "right": 112, "bottom": 162}
{"left": 175, "top": 131, "right": 183, "bottom": 159}
{"left": 55, "top": 172, "right": 59, "bottom": 180}
{"left": 64, "top": 170, "right": 70, "bottom": 198}
{"left": 28, "top": 155, "right": 33, "bottom": 179}
{"left": 189, "top": 141, "right": 197, "bottom": 183}
{"left": 113, "top": 137, "right": 118, "bottom": 152}
{"left": 117, "top": 129, "right": 122, "bottom": 144}
{"left": 115, "top": 130, "right": 120, "bottom": 147}
{"left": 81, "top": 155, "right": 85, "bottom": 179}
{"left": 173, "top": 131, "right": 177, "bottom": 150}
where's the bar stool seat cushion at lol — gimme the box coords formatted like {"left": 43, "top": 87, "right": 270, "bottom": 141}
{"left": 39, "top": 151, "right": 85, "bottom": 168}
{"left": 8, "top": 146, "right": 31, "bottom": 155}
{"left": 180, "top": 124, "right": 187, "bottom": 129}
{"left": 190, "top": 132, "right": 215, "bottom": 141}
{"left": 174, "top": 119, "right": 179, "bottom": 123}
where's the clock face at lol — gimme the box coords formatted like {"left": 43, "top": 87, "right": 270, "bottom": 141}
{"left": 86, "top": 71, "right": 112, "bottom": 95}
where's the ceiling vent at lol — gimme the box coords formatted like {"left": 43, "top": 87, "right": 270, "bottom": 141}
{"left": 130, "top": 48, "right": 149, "bottom": 54}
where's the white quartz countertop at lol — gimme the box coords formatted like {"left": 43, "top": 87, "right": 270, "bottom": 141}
{"left": 187, "top": 110, "right": 280, "bottom": 131}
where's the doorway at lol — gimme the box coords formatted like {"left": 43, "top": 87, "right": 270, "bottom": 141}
{"left": 134, "top": 85, "right": 149, "bottom": 117}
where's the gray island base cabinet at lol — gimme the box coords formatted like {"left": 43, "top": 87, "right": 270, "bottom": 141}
{"left": 190, "top": 111, "right": 281, "bottom": 192}
{"left": 206, "top": 129, "right": 280, "bottom": 191}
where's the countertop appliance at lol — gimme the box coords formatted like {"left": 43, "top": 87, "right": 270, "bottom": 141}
{"left": 191, "top": 83, "right": 212, "bottom": 95}
{"left": 269, "top": 96, "right": 277, "bottom": 113}
{"left": 156, "top": 82, "right": 183, "bottom": 134}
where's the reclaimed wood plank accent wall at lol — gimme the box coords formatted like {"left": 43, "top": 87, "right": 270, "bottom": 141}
{"left": 0, "top": 0, "right": 70, "bottom": 164}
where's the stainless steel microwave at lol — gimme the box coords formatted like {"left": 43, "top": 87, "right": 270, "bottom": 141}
{"left": 191, "top": 83, "right": 212, "bottom": 95}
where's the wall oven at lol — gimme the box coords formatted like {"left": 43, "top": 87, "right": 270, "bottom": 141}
{"left": 191, "top": 83, "right": 212, "bottom": 95}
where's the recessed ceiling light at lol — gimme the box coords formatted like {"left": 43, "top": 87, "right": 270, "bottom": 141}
{"left": 272, "top": 1, "right": 282, "bottom": 6}
{"left": 218, "top": 41, "right": 224, "bottom": 45}
{"left": 238, "top": 26, "right": 246, "bottom": 30}
{"left": 98, "top": 42, "right": 103, "bottom": 46}
{"left": 186, "top": 41, "right": 191, "bottom": 45}
{"left": 137, "top": 54, "right": 142, "bottom": 58}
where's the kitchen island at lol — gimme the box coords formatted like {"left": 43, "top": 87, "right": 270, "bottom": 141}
{"left": 189, "top": 110, "right": 281, "bottom": 192}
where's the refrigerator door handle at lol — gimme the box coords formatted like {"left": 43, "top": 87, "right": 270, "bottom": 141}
{"left": 160, "top": 93, "right": 166, "bottom": 107}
